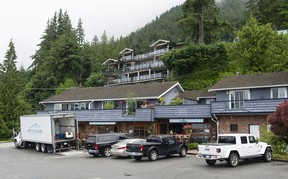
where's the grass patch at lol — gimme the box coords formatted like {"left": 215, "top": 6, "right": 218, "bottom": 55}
{"left": 273, "top": 153, "right": 288, "bottom": 160}
{"left": 0, "top": 139, "right": 13, "bottom": 143}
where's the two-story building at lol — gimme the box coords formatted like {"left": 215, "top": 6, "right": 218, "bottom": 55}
{"left": 40, "top": 81, "right": 186, "bottom": 139}
{"left": 39, "top": 71, "right": 288, "bottom": 142}
{"left": 102, "top": 39, "right": 183, "bottom": 86}
{"left": 209, "top": 71, "right": 288, "bottom": 138}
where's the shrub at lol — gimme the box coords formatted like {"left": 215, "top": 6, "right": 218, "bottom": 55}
{"left": 188, "top": 143, "right": 198, "bottom": 150}
{"left": 260, "top": 127, "right": 288, "bottom": 155}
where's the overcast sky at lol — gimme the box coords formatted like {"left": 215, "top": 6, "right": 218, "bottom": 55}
{"left": 0, "top": 0, "right": 185, "bottom": 69}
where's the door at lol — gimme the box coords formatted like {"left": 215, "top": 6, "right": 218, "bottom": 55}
{"left": 249, "top": 125, "right": 260, "bottom": 139}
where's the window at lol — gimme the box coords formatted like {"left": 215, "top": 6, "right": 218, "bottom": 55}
{"left": 249, "top": 136, "right": 256, "bottom": 143}
{"left": 240, "top": 136, "right": 248, "bottom": 144}
{"left": 134, "top": 127, "right": 145, "bottom": 138}
{"left": 54, "top": 104, "right": 62, "bottom": 110}
{"left": 271, "top": 88, "right": 287, "bottom": 99}
{"left": 74, "top": 103, "right": 79, "bottom": 110}
{"left": 229, "top": 90, "right": 250, "bottom": 109}
{"left": 230, "top": 124, "right": 238, "bottom": 132}
{"left": 218, "top": 136, "right": 236, "bottom": 144}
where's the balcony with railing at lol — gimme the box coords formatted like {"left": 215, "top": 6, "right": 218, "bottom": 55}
{"left": 121, "top": 48, "right": 169, "bottom": 62}
{"left": 211, "top": 98, "right": 287, "bottom": 114}
{"left": 124, "top": 61, "right": 165, "bottom": 72}
{"left": 107, "top": 72, "right": 167, "bottom": 85}
{"left": 38, "top": 108, "right": 154, "bottom": 122}
{"left": 154, "top": 105, "right": 212, "bottom": 119}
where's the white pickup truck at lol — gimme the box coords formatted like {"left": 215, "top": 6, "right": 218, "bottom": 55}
{"left": 197, "top": 133, "right": 272, "bottom": 167}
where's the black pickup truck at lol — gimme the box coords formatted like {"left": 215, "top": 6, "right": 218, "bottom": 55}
{"left": 125, "top": 135, "right": 188, "bottom": 161}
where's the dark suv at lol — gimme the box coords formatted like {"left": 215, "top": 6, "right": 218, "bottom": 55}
{"left": 84, "top": 133, "right": 132, "bottom": 157}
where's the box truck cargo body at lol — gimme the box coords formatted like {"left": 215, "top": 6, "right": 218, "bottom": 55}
{"left": 14, "top": 113, "right": 78, "bottom": 153}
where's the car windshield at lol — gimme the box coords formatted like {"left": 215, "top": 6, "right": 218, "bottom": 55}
{"left": 218, "top": 136, "right": 236, "bottom": 144}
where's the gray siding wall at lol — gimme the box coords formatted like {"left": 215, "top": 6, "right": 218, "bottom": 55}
{"left": 45, "top": 104, "right": 54, "bottom": 111}
{"left": 90, "top": 101, "right": 102, "bottom": 109}
{"left": 162, "top": 86, "right": 181, "bottom": 104}
{"left": 154, "top": 105, "right": 211, "bottom": 118}
{"left": 216, "top": 91, "right": 228, "bottom": 101}
{"left": 250, "top": 88, "right": 270, "bottom": 99}
{"left": 38, "top": 108, "right": 154, "bottom": 122}
{"left": 182, "top": 98, "right": 198, "bottom": 105}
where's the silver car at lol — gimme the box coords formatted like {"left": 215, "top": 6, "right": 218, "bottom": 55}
{"left": 111, "top": 138, "right": 146, "bottom": 157}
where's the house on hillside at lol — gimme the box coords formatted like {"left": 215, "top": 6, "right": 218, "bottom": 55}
{"left": 102, "top": 39, "right": 184, "bottom": 86}
{"left": 209, "top": 71, "right": 288, "bottom": 138}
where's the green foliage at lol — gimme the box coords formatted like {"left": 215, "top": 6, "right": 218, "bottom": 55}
{"left": 188, "top": 142, "right": 198, "bottom": 150}
{"left": 226, "top": 16, "right": 288, "bottom": 74}
{"left": 84, "top": 72, "right": 105, "bottom": 87}
{"left": 56, "top": 78, "right": 77, "bottom": 94}
{"left": 125, "top": 5, "right": 186, "bottom": 50}
{"left": 260, "top": 127, "right": 288, "bottom": 155}
{"left": 126, "top": 92, "right": 136, "bottom": 115}
{"left": 178, "top": 0, "right": 226, "bottom": 44}
{"left": 103, "top": 101, "right": 115, "bottom": 110}
{"left": 252, "top": 0, "right": 288, "bottom": 30}
{"left": 170, "top": 96, "right": 183, "bottom": 105}
{"left": 162, "top": 43, "right": 228, "bottom": 90}
{"left": 0, "top": 40, "right": 31, "bottom": 139}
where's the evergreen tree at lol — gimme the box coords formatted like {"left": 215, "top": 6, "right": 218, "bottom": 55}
{"left": 178, "top": 0, "right": 222, "bottom": 44}
{"left": 225, "top": 16, "right": 288, "bottom": 74}
{"left": 0, "top": 40, "right": 30, "bottom": 139}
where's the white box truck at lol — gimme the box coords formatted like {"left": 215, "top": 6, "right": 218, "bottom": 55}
{"left": 14, "top": 113, "right": 78, "bottom": 153}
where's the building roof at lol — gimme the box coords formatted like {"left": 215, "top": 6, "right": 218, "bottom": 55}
{"left": 150, "top": 39, "right": 170, "bottom": 47}
{"left": 209, "top": 71, "right": 288, "bottom": 91}
{"left": 102, "top": 58, "right": 118, "bottom": 66}
{"left": 180, "top": 90, "right": 216, "bottom": 101}
{"left": 41, "top": 81, "right": 183, "bottom": 103}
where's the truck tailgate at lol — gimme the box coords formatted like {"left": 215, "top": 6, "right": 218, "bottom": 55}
{"left": 198, "top": 143, "right": 231, "bottom": 155}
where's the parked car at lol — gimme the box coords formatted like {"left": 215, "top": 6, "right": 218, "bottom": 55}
{"left": 84, "top": 133, "right": 133, "bottom": 157}
{"left": 197, "top": 133, "right": 272, "bottom": 167}
{"left": 125, "top": 135, "right": 188, "bottom": 161}
{"left": 111, "top": 138, "right": 146, "bottom": 158}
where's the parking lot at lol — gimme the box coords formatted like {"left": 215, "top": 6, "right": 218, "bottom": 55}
{"left": 0, "top": 142, "right": 287, "bottom": 179}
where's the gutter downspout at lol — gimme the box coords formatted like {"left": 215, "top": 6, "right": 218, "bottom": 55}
{"left": 211, "top": 114, "right": 219, "bottom": 142}
{"left": 88, "top": 101, "right": 94, "bottom": 110}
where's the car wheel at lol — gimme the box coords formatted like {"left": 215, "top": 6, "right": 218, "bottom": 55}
{"left": 103, "top": 147, "right": 111, "bottom": 157}
{"left": 134, "top": 156, "right": 142, "bottom": 161}
{"left": 227, "top": 153, "right": 239, "bottom": 167}
{"left": 41, "top": 144, "right": 47, "bottom": 153}
{"left": 35, "top": 143, "right": 41, "bottom": 152}
{"left": 179, "top": 147, "right": 187, "bottom": 157}
{"left": 205, "top": 159, "right": 216, "bottom": 166}
{"left": 263, "top": 149, "right": 272, "bottom": 162}
{"left": 148, "top": 150, "right": 158, "bottom": 161}
{"left": 14, "top": 140, "right": 20, "bottom": 149}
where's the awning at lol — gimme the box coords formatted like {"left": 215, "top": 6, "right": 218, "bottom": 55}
{"left": 89, "top": 122, "right": 116, "bottom": 125}
{"left": 169, "top": 119, "right": 204, "bottom": 123}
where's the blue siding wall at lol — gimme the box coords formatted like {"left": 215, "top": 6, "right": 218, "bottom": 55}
{"left": 162, "top": 86, "right": 181, "bottom": 104}
{"left": 216, "top": 91, "right": 228, "bottom": 101}
{"left": 250, "top": 88, "right": 270, "bottom": 99}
